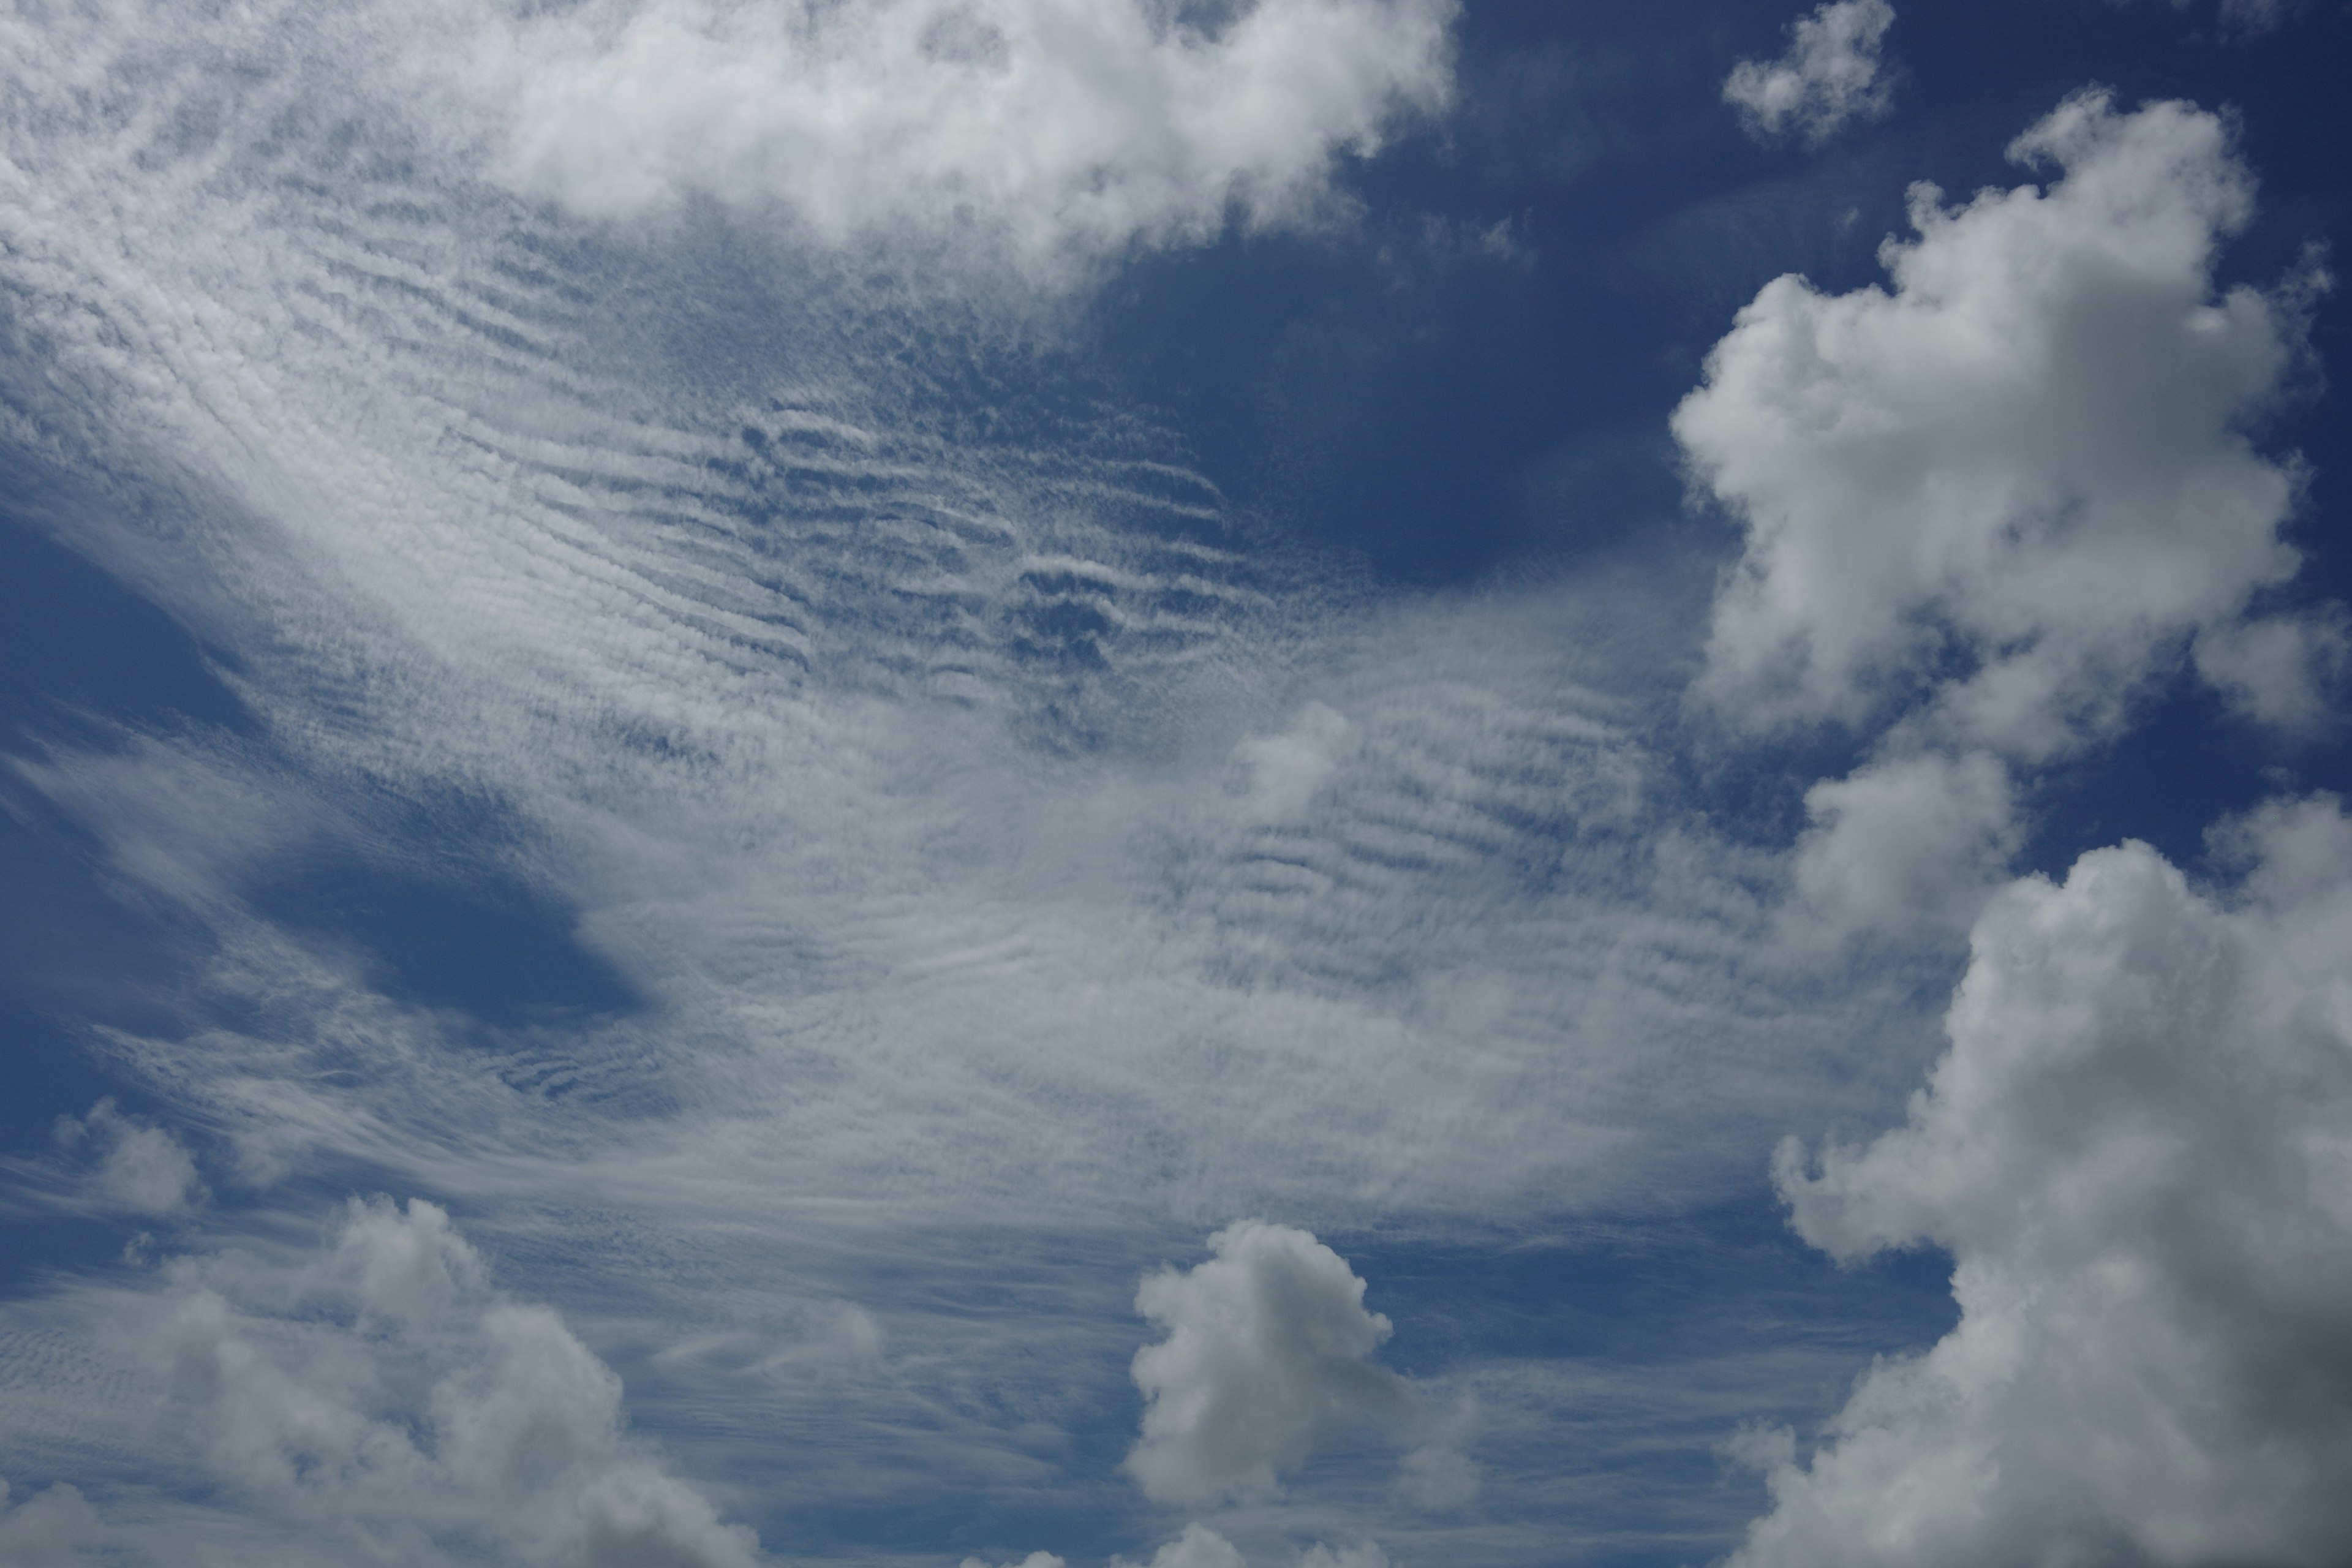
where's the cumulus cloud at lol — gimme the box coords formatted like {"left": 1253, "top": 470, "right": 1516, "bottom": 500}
{"left": 1784, "top": 751, "right": 2019, "bottom": 946}
{"left": 444, "top": 0, "right": 1457, "bottom": 273}
{"left": 1127, "top": 1221, "right": 1407, "bottom": 1505}
{"left": 1679, "top": 91, "right": 2316, "bottom": 754}
{"left": 0, "top": 1480, "right": 104, "bottom": 1567}
{"left": 1680, "top": 90, "right": 2332, "bottom": 941}
{"left": 1722, "top": 0, "right": 1897, "bottom": 148}
{"left": 156, "top": 1197, "right": 763, "bottom": 1568}
{"left": 1114, "top": 1525, "right": 1250, "bottom": 1568}
{"left": 51, "top": 1099, "right": 203, "bottom": 1215}
{"left": 1735, "top": 811, "right": 2352, "bottom": 1566}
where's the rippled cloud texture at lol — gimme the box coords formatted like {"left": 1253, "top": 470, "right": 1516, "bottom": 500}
{"left": 0, "top": 1, "right": 2346, "bottom": 1566}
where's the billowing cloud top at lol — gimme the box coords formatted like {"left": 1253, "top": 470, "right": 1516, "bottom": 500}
{"left": 1679, "top": 91, "right": 2315, "bottom": 758}
{"left": 1128, "top": 1221, "right": 1406, "bottom": 1504}
{"left": 1739, "top": 801, "right": 2352, "bottom": 1566}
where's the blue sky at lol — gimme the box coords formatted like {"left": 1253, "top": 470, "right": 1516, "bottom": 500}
{"left": 2, "top": 2, "right": 2350, "bottom": 1565}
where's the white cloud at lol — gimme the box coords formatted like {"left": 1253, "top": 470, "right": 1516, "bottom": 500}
{"left": 1722, "top": 0, "right": 1897, "bottom": 148}
{"left": 962, "top": 1555, "right": 1066, "bottom": 1568}
{"left": 1295, "top": 1544, "right": 1388, "bottom": 1568}
{"left": 1393, "top": 1444, "right": 1479, "bottom": 1509}
{"left": 2193, "top": 608, "right": 2349, "bottom": 733}
{"left": 153, "top": 1197, "right": 764, "bottom": 1568}
{"left": 0, "top": 0, "right": 1973, "bottom": 1551}
{"left": 1114, "top": 1525, "right": 1250, "bottom": 1568}
{"left": 1735, "top": 812, "right": 2352, "bottom": 1566}
{"left": 0, "top": 1480, "right": 105, "bottom": 1567}
{"left": 1678, "top": 90, "right": 2318, "bottom": 758}
{"left": 1127, "top": 1221, "right": 1406, "bottom": 1505}
{"left": 1785, "top": 751, "right": 2019, "bottom": 946}
{"left": 1229, "top": 703, "right": 1354, "bottom": 824}
{"left": 51, "top": 1099, "right": 204, "bottom": 1216}
{"left": 440, "top": 0, "right": 1457, "bottom": 274}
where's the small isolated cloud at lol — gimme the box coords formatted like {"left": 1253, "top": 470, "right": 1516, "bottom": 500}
{"left": 53, "top": 1099, "right": 203, "bottom": 1215}
{"left": 1126, "top": 1221, "right": 1407, "bottom": 1505}
{"left": 156, "top": 1197, "right": 764, "bottom": 1567}
{"left": 961, "top": 1555, "right": 1066, "bottom": 1568}
{"left": 0, "top": 1480, "right": 104, "bottom": 1568}
{"left": 1785, "top": 751, "right": 2020, "bottom": 946}
{"left": 1736, "top": 811, "right": 2352, "bottom": 1565}
{"left": 448, "top": 0, "right": 1459, "bottom": 276}
{"left": 2193, "top": 608, "right": 2350, "bottom": 733}
{"left": 1723, "top": 0, "right": 1897, "bottom": 148}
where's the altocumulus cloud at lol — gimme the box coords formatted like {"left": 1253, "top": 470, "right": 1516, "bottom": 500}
{"left": 2, "top": 1, "right": 2350, "bottom": 1566}
{"left": 1737, "top": 799, "right": 2352, "bottom": 1566}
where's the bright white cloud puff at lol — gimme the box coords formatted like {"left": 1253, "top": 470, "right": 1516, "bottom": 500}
{"left": 154, "top": 1197, "right": 763, "bottom": 1568}
{"left": 1679, "top": 89, "right": 2318, "bottom": 759}
{"left": 447, "top": 0, "right": 1457, "bottom": 274}
{"left": 1126, "top": 1221, "right": 1407, "bottom": 1505}
{"left": 1738, "top": 801, "right": 2352, "bottom": 1566}
{"left": 1722, "top": 0, "right": 1898, "bottom": 148}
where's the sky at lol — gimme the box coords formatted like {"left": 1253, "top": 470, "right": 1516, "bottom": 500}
{"left": 2, "top": 1, "right": 2350, "bottom": 1565}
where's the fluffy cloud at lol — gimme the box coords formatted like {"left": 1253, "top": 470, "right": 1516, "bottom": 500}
{"left": 0, "top": 1480, "right": 104, "bottom": 1567}
{"left": 1114, "top": 1525, "right": 1249, "bottom": 1568}
{"left": 1681, "top": 89, "right": 2330, "bottom": 941}
{"left": 1734, "top": 806, "right": 2352, "bottom": 1566}
{"left": 1722, "top": 0, "right": 1897, "bottom": 148}
{"left": 1679, "top": 91, "right": 2316, "bottom": 755}
{"left": 1127, "top": 1221, "right": 1407, "bottom": 1505}
{"left": 1784, "top": 751, "right": 2019, "bottom": 946}
{"left": 157, "top": 1197, "right": 763, "bottom": 1568}
{"left": 446, "top": 0, "right": 1457, "bottom": 273}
